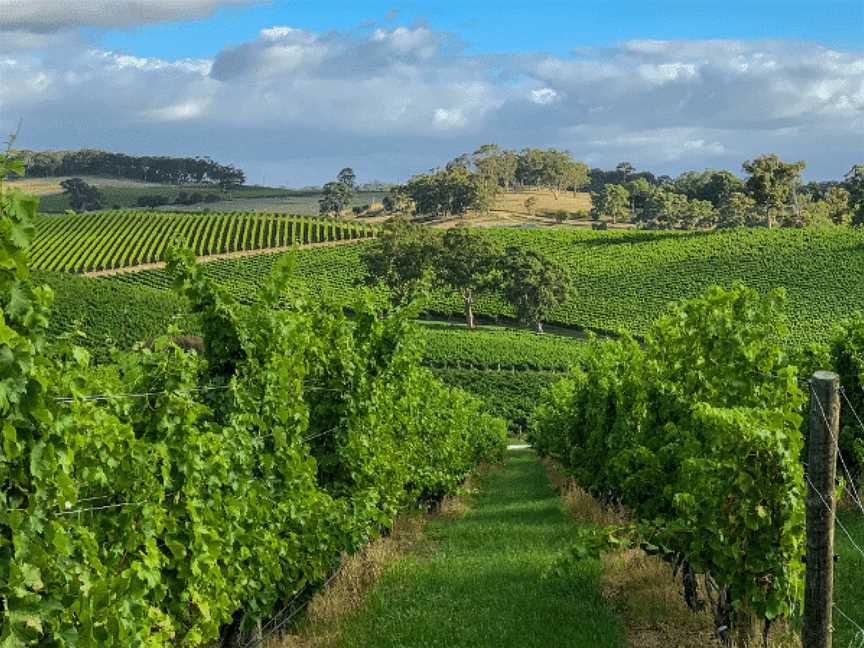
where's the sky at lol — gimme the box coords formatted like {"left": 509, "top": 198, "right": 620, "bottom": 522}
{"left": 1, "top": 0, "right": 862, "bottom": 185}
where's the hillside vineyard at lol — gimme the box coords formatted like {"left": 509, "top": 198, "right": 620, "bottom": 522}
{"left": 29, "top": 211, "right": 375, "bottom": 273}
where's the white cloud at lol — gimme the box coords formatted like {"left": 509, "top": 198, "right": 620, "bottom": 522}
{"left": 433, "top": 108, "right": 467, "bottom": 129}
{"left": 530, "top": 87, "right": 559, "bottom": 105}
{"left": 0, "top": 0, "right": 259, "bottom": 30}
{"left": 0, "top": 27, "right": 861, "bottom": 184}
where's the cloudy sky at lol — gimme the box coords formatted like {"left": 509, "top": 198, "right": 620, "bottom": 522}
{"left": 1, "top": 0, "right": 862, "bottom": 185}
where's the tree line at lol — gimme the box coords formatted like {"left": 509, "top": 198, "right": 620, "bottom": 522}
{"left": 591, "top": 157, "right": 864, "bottom": 229}
{"left": 381, "top": 145, "right": 589, "bottom": 219}
{"left": 11, "top": 148, "right": 246, "bottom": 188}
{"left": 362, "top": 217, "right": 570, "bottom": 333}
{"left": 375, "top": 145, "right": 862, "bottom": 229}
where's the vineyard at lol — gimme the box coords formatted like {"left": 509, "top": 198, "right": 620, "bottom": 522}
{"left": 421, "top": 321, "right": 588, "bottom": 370}
{"left": 530, "top": 285, "right": 864, "bottom": 643}
{"left": 1, "top": 165, "right": 506, "bottom": 645}
{"left": 97, "top": 226, "right": 864, "bottom": 345}
{"left": 29, "top": 211, "right": 375, "bottom": 273}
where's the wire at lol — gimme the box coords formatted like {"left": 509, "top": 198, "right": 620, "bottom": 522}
{"left": 54, "top": 385, "right": 230, "bottom": 404}
{"left": 805, "top": 474, "right": 864, "bottom": 560}
{"left": 833, "top": 603, "right": 864, "bottom": 642}
{"left": 811, "top": 385, "right": 864, "bottom": 516}
{"left": 245, "top": 567, "right": 343, "bottom": 648}
{"left": 56, "top": 501, "right": 150, "bottom": 516}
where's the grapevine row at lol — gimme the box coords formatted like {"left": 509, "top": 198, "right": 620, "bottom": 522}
{"left": 30, "top": 210, "right": 377, "bottom": 273}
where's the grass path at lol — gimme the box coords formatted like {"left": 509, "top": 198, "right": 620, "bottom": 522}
{"left": 835, "top": 511, "right": 864, "bottom": 647}
{"left": 333, "top": 449, "right": 625, "bottom": 648}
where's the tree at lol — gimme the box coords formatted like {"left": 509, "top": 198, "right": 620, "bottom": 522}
{"left": 824, "top": 186, "right": 852, "bottom": 225}
{"left": 615, "top": 161, "right": 635, "bottom": 180}
{"left": 438, "top": 227, "right": 500, "bottom": 329}
{"left": 406, "top": 166, "right": 481, "bottom": 218}
{"left": 591, "top": 184, "right": 630, "bottom": 224}
{"left": 60, "top": 177, "right": 102, "bottom": 212}
{"left": 639, "top": 189, "right": 690, "bottom": 229}
{"left": 382, "top": 185, "right": 413, "bottom": 214}
{"left": 742, "top": 155, "right": 806, "bottom": 228}
{"left": 843, "top": 165, "right": 864, "bottom": 224}
{"left": 213, "top": 164, "right": 245, "bottom": 193}
{"left": 717, "top": 192, "right": 757, "bottom": 228}
{"left": 681, "top": 198, "right": 718, "bottom": 229}
{"left": 336, "top": 167, "right": 357, "bottom": 191}
{"left": 360, "top": 215, "right": 441, "bottom": 304}
{"left": 318, "top": 181, "right": 352, "bottom": 217}
{"left": 501, "top": 247, "right": 571, "bottom": 333}
{"left": 675, "top": 169, "right": 744, "bottom": 207}
{"left": 625, "top": 177, "right": 653, "bottom": 219}
{"left": 515, "top": 149, "right": 589, "bottom": 197}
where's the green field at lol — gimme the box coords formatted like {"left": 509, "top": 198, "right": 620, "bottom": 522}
{"left": 36, "top": 183, "right": 385, "bottom": 214}
{"left": 30, "top": 211, "right": 374, "bottom": 273}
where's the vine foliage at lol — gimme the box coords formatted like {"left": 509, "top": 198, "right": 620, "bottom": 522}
{"left": 0, "top": 152, "right": 506, "bottom": 645}
{"left": 530, "top": 285, "right": 807, "bottom": 638}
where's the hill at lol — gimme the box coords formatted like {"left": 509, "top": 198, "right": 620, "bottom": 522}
{"left": 29, "top": 211, "right": 375, "bottom": 273}
{"left": 98, "top": 226, "right": 864, "bottom": 346}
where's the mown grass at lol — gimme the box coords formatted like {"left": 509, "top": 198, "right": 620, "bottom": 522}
{"left": 835, "top": 510, "right": 864, "bottom": 648}
{"left": 332, "top": 449, "right": 625, "bottom": 648}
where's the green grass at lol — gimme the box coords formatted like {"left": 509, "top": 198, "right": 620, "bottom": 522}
{"left": 37, "top": 184, "right": 385, "bottom": 214}
{"left": 335, "top": 449, "right": 625, "bottom": 648}
{"left": 834, "top": 510, "right": 864, "bottom": 648}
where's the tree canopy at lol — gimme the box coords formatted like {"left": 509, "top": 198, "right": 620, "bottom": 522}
{"left": 60, "top": 177, "right": 102, "bottom": 212}
{"left": 501, "top": 248, "right": 571, "bottom": 333}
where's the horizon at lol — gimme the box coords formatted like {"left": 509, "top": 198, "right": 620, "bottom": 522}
{"left": 1, "top": 0, "right": 862, "bottom": 185}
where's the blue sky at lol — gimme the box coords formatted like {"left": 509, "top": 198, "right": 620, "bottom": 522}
{"left": 99, "top": 0, "right": 864, "bottom": 60}
{"left": 1, "top": 0, "right": 862, "bottom": 183}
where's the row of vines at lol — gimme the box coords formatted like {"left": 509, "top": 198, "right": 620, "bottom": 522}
{"left": 1, "top": 165, "right": 506, "bottom": 644}
{"left": 529, "top": 284, "right": 864, "bottom": 641}
{"left": 30, "top": 211, "right": 376, "bottom": 273}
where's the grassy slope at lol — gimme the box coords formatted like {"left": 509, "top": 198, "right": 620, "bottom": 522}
{"left": 34, "top": 181, "right": 384, "bottom": 215}
{"left": 335, "top": 449, "right": 625, "bottom": 648}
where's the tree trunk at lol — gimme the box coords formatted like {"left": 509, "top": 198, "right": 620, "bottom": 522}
{"left": 732, "top": 606, "right": 760, "bottom": 647}
{"left": 535, "top": 320, "right": 544, "bottom": 333}
{"left": 463, "top": 289, "right": 475, "bottom": 329}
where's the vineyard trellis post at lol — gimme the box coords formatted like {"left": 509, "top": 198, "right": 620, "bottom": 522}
{"left": 803, "top": 370, "right": 841, "bottom": 648}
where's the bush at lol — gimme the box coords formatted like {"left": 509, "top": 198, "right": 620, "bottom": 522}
{"left": 137, "top": 194, "right": 169, "bottom": 208}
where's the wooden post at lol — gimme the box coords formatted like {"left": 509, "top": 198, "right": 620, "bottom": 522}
{"left": 803, "top": 370, "right": 840, "bottom": 648}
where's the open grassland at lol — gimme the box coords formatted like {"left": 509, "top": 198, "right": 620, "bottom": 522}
{"left": 22, "top": 178, "right": 385, "bottom": 214}
{"left": 29, "top": 211, "right": 374, "bottom": 273}
{"left": 490, "top": 189, "right": 592, "bottom": 218}
{"left": 102, "top": 226, "right": 864, "bottom": 346}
